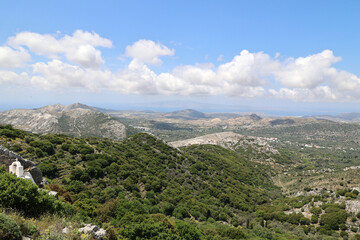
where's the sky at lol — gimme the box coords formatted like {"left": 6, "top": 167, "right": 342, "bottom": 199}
{"left": 1, "top": 0, "right": 360, "bottom": 115}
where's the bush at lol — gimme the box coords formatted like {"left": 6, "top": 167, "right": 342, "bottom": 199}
{"left": 120, "top": 217, "right": 179, "bottom": 240}
{"left": 310, "top": 207, "right": 322, "bottom": 215}
{"left": 0, "top": 172, "right": 66, "bottom": 217}
{"left": 340, "top": 231, "right": 348, "bottom": 238}
{"left": 300, "top": 217, "right": 310, "bottom": 225}
{"left": 0, "top": 214, "right": 21, "bottom": 240}
{"left": 0, "top": 128, "right": 24, "bottom": 139}
{"left": 173, "top": 206, "right": 189, "bottom": 219}
{"left": 354, "top": 234, "right": 360, "bottom": 240}
{"left": 38, "top": 162, "right": 59, "bottom": 179}
{"left": 176, "top": 221, "right": 202, "bottom": 240}
{"left": 320, "top": 208, "right": 347, "bottom": 230}
{"left": 311, "top": 214, "right": 318, "bottom": 224}
{"left": 345, "top": 192, "right": 357, "bottom": 199}
{"left": 220, "top": 227, "right": 246, "bottom": 239}
{"left": 29, "top": 140, "right": 55, "bottom": 155}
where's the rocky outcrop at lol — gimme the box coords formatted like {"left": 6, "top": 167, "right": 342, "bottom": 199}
{"left": 0, "top": 103, "right": 127, "bottom": 141}
{"left": 346, "top": 200, "right": 360, "bottom": 214}
{"left": 78, "top": 224, "right": 106, "bottom": 239}
{"left": 169, "top": 132, "right": 244, "bottom": 148}
{"left": 169, "top": 132, "right": 279, "bottom": 155}
{"left": 28, "top": 167, "right": 43, "bottom": 185}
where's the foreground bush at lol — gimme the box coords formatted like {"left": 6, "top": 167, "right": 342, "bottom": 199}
{"left": 0, "top": 213, "right": 21, "bottom": 240}
{"left": 0, "top": 170, "right": 70, "bottom": 218}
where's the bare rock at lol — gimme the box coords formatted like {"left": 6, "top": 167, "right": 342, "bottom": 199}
{"left": 94, "top": 228, "right": 107, "bottom": 239}
{"left": 346, "top": 200, "right": 360, "bottom": 214}
{"left": 62, "top": 227, "right": 70, "bottom": 234}
{"left": 78, "top": 224, "right": 106, "bottom": 239}
{"left": 28, "top": 167, "right": 43, "bottom": 185}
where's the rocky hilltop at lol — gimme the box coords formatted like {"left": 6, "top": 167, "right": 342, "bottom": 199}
{"left": 0, "top": 103, "right": 126, "bottom": 140}
{"left": 169, "top": 131, "right": 279, "bottom": 156}
{"left": 169, "top": 131, "right": 245, "bottom": 148}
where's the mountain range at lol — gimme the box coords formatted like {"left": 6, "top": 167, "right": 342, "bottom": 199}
{"left": 0, "top": 103, "right": 126, "bottom": 140}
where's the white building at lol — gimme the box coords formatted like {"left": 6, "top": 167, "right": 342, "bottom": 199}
{"left": 9, "top": 159, "right": 35, "bottom": 184}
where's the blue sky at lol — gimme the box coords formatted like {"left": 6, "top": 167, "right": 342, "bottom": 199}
{"left": 1, "top": 0, "right": 360, "bottom": 115}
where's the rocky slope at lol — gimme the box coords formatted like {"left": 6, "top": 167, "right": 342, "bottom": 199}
{"left": 169, "top": 131, "right": 280, "bottom": 165}
{"left": 170, "top": 131, "right": 276, "bottom": 150}
{"left": 169, "top": 131, "right": 245, "bottom": 148}
{"left": 0, "top": 103, "right": 126, "bottom": 140}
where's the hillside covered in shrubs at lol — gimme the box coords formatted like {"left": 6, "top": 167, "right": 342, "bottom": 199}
{"left": 1, "top": 124, "right": 358, "bottom": 239}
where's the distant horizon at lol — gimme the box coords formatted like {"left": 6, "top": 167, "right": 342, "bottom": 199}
{"left": 0, "top": 101, "right": 359, "bottom": 117}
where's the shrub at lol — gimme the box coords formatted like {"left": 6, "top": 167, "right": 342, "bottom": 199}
{"left": 29, "top": 140, "right": 55, "bottom": 155}
{"left": 0, "top": 172, "right": 66, "bottom": 217}
{"left": 300, "top": 217, "right": 310, "bottom": 225}
{"left": 340, "top": 231, "right": 348, "bottom": 238}
{"left": 0, "top": 128, "right": 24, "bottom": 139}
{"left": 354, "top": 234, "right": 360, "bottom": 240}
{"left": 176, "top": 221, "right": 202, "bottom": 240}
{"left": 0, "top": 213, "right": 21, "bottom": 240}
{"left": 320, "top": 208, "right": 347, "bottom": 230}
{"left": 220, "top": 227, "right": 246, "bottom": 239}
{"left": 173, "top": 206, "right": 190, "bottom": 219}
{"left": 310, "top": 207, "right": 322, "bottom": 215}
{"left": 38, "top": 162, "right": 59, "bottom": 179}
{"left": 345, "top": 192, "right": 357, "bottom": 199}
{"left": 311, "top": 214, "right": 318, "bottom": 224}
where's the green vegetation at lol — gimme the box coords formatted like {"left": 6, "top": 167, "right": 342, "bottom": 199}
{"left": 2, "top": 123, "right": 360, "bottom": 239}
{"left": 0, "top": 213, "right": 22, "bottom": 240}
{"left": 0, "top": 167, "right": 70, "bottom": 218}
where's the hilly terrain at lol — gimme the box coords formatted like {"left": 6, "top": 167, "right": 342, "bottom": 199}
{"left": 169, "top": 132, "right": 284, "bottom": 168}
{"left": 3, "top": 124, "right": 360, "bottom": 239}
{"left": 3, "top": 105, "right": 360, "bottom": 239}
{"left": 0, "top": 103, "right": 127, "bottom": 140}
{"left": 0, "top": 124, "right": 284, "bottom": 239}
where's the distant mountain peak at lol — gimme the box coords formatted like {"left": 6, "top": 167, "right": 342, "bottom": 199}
{"left": 65, "top": 103, "right": 96, "bottom": 110}
{"left": 249, "top": 114, "right": 262, "bottom": 121}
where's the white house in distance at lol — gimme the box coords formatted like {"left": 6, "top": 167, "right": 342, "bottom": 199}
{"left": 9, "top": 159, "right": 36, "bottom": 184}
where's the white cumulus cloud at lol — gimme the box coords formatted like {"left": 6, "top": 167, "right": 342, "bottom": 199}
{"left": 109, "top": 50, "right": 274, "bottom": 97}
{"left": 8, "top": 30, "right": 112, "bottom": 68}
{"left": 3, "top": 30, "right": 360, "bottom": 103}
{"left": 274, "top": 50, "right": 341, "bottom": 88}
{"left": 32, "top": 60, "right": 112, "bottom": 90}
{"left": 125, "top": 39, "right": 174, "bottom": 66}
{"left": 269, "top": 86, "right": 337, "bottom": 102}
{"left": 0, "top": 47, "right": 31, "bottom": 69}
{"left": 0, "top": 70, "right": 29, "bottom": 85}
